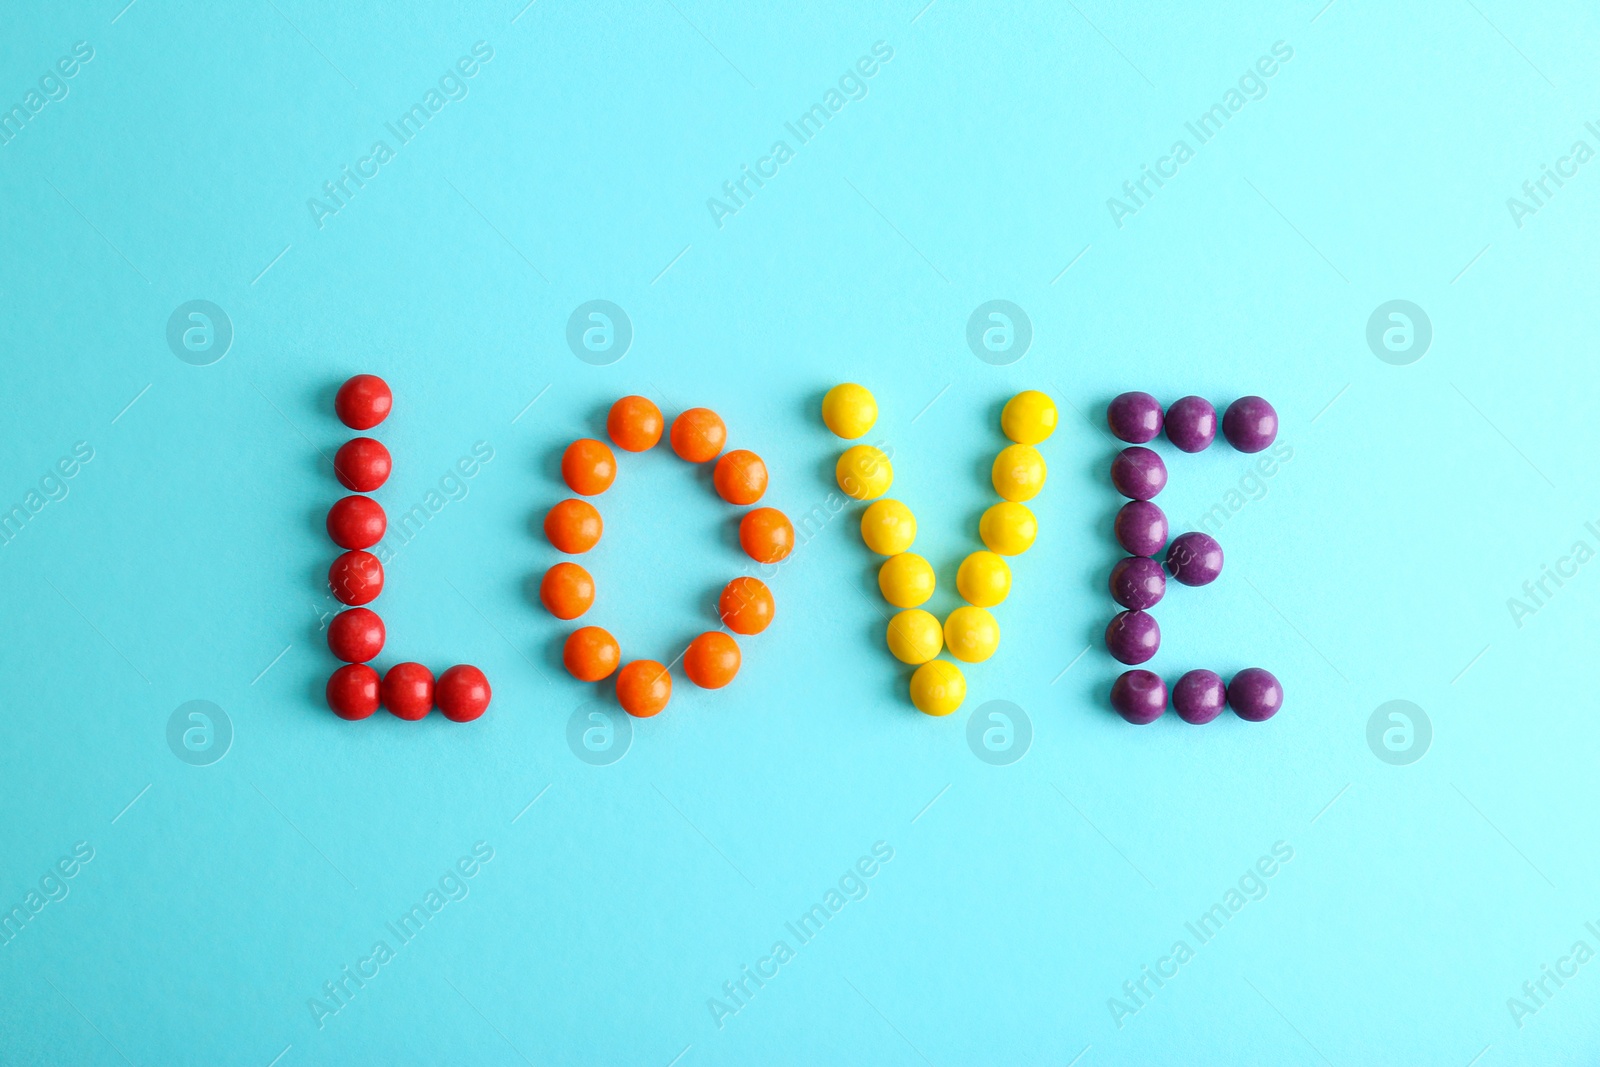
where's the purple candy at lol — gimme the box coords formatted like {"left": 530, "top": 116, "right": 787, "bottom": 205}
{"left": 1105, "top": 609, "right": 1160, "bottom": 665}
{"left": 1110, "top": 556, "right": 1166, "bottom": 610}
{"left": 1166, "top": 531, "right": 1223, "bottom": 587}
{"left": 1111, "top": 669, "right": 1167, "bottom": 725}
{"left": 1173, "top": 669, "right": 1226, "bottom": 724}
{"left": 1114, "top": 501, "right": 1168, "bottom": 557}
{"left": 1229, "top": 668, "right": 1283, "bottom": 721}
{"left": 1165, "top": 396, "right": 1217, "bottom": 453}
{"left": 1222, "top": 396, "right": 1278, "bottom": 453}
{"left": 1107, "top": 392, "right": 1163, "bottom": 443}
{"left": 1111, "top": 446, "right": 1167, "bottom": 500}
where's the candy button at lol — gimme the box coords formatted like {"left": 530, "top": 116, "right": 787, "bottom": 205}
{"left": 1109, "top": 556, "right": 1165, "bottom": 610}
{"left": 1105, "top": 609, "right": 1159, "bottom": 665}
{"left": 886, "top": 609, "right": 943, "bottom": 664}
{"left": 607, "top": 395, "right": 663, "bottom": 452}
{"left": 670, "top": 408, "right": 726, "bottom": 463}
{"left": 1107, "top": 392, "right": 1163, "bottom": 443}
{"left": 861, "top": 499, "right": 916, "bottom": 556}
{"left": 326, "top": 664, "right": 380, "bottom": 720}
{"left": 979, "top": 502, "right": 1037, "bottom": 556}
{"left": 1222, "top": 396, "right": 1278, "bottom": 453}
{"left": 713, "top": 450, "right": 768, "bottom": 505}
{"left": 684, "top": 632, "right": 741, "bottom": 689}
{"left": 1173, "top": 669, "right": 1226, "bottom": 724}
{"left": 910, "top": 660, "right": 966, "bottom": 716}
{"left": 334, "top": 438, "right": 391, "bottom": 493}
{"left": 837, "top": 445, "right": 893, "bottom": 500}
{"left": 617, "top": 660, "right": 672, "bottom": 717}
{"left": 539, "top": 562, "right": 595, "bottom": 620}
{"left": 1229, "top": 668, "right": 1283, "bottom": 721}
{"left": 1000, "top": 390, "right": 1058, "bottom": 445}
{"left": 991, "top": 444, "right": 1046, "bottom": 502}
{"left": 739, "top": 507, "right": 793, "bottom": 564}
{"left": 1166, "top": 532, "right": 1223, "bottom": 587}
{"left": 328, "top": 608, "right": 385, "bottom": 663}
{"left": 326, "top": 495, "right": 386, "bottom": 550}
{"left": 545, "top": 499, "right": 603, "bottom": 554}
{"left": 1165, "top": 396, "right": 1217, "bottom": 453}
{"left": 944, "top": 606, "right": 999, "bottom": 663}
{"left": 437, "top": 665, "right": 491, "bottom": 723}
{"left": 956, "top": 551, "right": 1011, "bottom": 607}
{"left": 562, "top": 439, "right": 617, "bottom": 496}
{"left": 822, "top": 383, "right": 878, "bottom": 439}
{"left": 879, "top": 552, "right": 935, "bottom": 608}
{"left": 1111, "top": 446, "right": 1167, "bottom": 500}
{"left": 564, "top": 626, "right": 621, "bottom": 682}
{"left": 335, "top": 374, "right": 392, "bottom": 430}
{"left": 719, "top": 577, "right": 774, "bottom": 635}
{"left": 382, "top": 662, "right": 434, "bottom": 720}
{"left": 1114, "top": 500, "right": 1167, "bottom": 557}
{"left": 1111, "top": 669, "right": 1167, "bottom": 724}
{"left": 329, "top": 550, "right": 384, "bottom": 606}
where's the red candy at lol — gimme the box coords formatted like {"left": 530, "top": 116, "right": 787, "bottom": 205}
{"left": 335, "top": 374, "right": 393, "bottom": 430}
{"left": 328, "top": 608, "right": 385, "bottom": 662}
{"left": 327, "top": 664, "right": 380, "bottom": 720}
{"left": 382, "top": 662, "right": 434, "bottom": 720}
{"left": 326, "top": 495, "right": 386, "bottom": 550}
{"left": 329, "top": 550, "right": 384, "bottom": 605}
{"left": 436, "top": 665, "right": 492, "bottom": 722}
{"left": 335, "top": 438, "right": 392, "bottom": 492}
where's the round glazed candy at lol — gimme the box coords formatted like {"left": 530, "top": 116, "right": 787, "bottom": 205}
{"left": 909, "top": 660, "right": 966, "bottom": 716}
{"left": 956, "top": 551, "right": 1011, "bottom": 607}
{"left": 334, "top": 437, "right": 391, "bottom": 493}
{"left": 879, "top": 553, "right": 935, "bottom": 608}
{"left": 1105, "top": 609, "right": 1160, "bottom": 665}
{"left": 822, "top": 383, "right": 878, "bottom": 439}
{"left": 1111, "top": 669, "right": 1167, "bottom": 725}
{"left": 837, "top": 445, "right": 893, "bottom": 500}
{"left": 979, "top": 502, "right": 1037, "bottom": 556}
{"left": 1111, "top": 447, "right": 1167, "bottom": 500}
{"left": 616, "top": 659, "right": 671, "bottom": 717}
{"left": 539, "top": 562, "right": 595, "bottom": 620}
{"left": 382, "top": 662, "right": 434, "bottom": 720}
{"left": 607, "top": 396, "right": 663, "bottom": 452}
{"left": 327, "top": 664, "right": 380, "bottom": 720}
{"left": 1114, "top": 500, "right": 1167, "bottom": 557}
{"left": 684, "top": 632, "right": 741, "bottom": 689}
{"left": 1165, "top": 395, "right": 1217, "bottom": 453}
{"left": 1109, "top": 556, "right": 1165, "bottom": 610}
{"left": 886, "top": 609, "right": 943, "bottom": 664}
{"left": 1166, "top": 531, "right": 1224, "bottom": 587}
{"left": 992, "top": 444, "right": 1046, "bottom": 502}
{"left": 335, "top": 374, "right": 392, "bottom": 430}
{"left": 1001, "top": 390, "right": 1058, "bottom": 445}
{"left": 545, "top": 499, "right": 603, "bottom": 554}
{"left": 719, "top": 577, "right": 775, "bottom": 635}
{"left": 1107, "top": 392, "right": 1163, "bottom": 443}
{"left": 328, "top": 607, "right": 385, "bottom": 663}
{"left": 1229, "top": 668, "right": 1283, "bottom": 722}
{"left": 713, "top": 449, "right": 768, "bottom": 505}
{"left": 670, "top": 408, "right": 726, "bottom": 463}
{"left": 861, "top": 499, "right": 916, "bottom": 556}
{"left": 1173, "top": 669, "right": 1227, "bottom": 724}
{"left": 739, "top": 507, "right": 793, "bottom": 564}
{"left": 561, "top": 439, "right": 617, "bottom": 496}
{"left": 944, "top": 606, "right": 1000, "bottom": 663}
{"left": 327, "top": 495, "right": 386, "bottom": 550}
{"left": 1222, "top": 396, "right": 1278, "bottom": 453}
{"left": 437, "top": 665, "right": 491, "bottom": 722}
{"left": 564, "top": 626, "right": 621, "bottom": 682}
{"left": 329, "top": 550, "right": 384, "bottom": 606}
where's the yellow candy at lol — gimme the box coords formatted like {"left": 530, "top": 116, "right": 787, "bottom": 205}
{"left": 992, "top": 444, "right": 1046, "bottom": 502}
{"left": 979, "top": 502, "right": 1037, "bottom": 555}
{"left": 944, "top": 606, "right": 1000, "bottom": 663}
{"left": 1001, "top": 390, "right": 1058, "bottom": 445}
{"left": 886, "top": 609, "right": 943, "bottom": 664}
{"left": 822, "top": 383, "right": 878, "bottom": 439}
{"left": 879, "top": 552, "right": 935, "bottom": 608}
{"left": 910, "top": 660, "right": 966, "bottom": 716}
{"left": 861, "top": 499, "right": 916, "bottom": 555}
{"left": 837, "top": 444, "right": 893, "bottom": 500}
{"left": 956, "top": 551, "right": 1011, "bottom": 607}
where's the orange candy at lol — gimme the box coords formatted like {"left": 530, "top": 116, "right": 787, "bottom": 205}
{"left": 539, "top": 562, "right": 594, "bottom": 620}
{"left": 684, "top": 632, "right": 741, "bottom": 689}
{"left": 670, "top": 408, "right": 726, "bottom": 463}
{"left": 562, "top": 438, "right": 617, "bottom": 496}
{"left": 719, "top": 577, "right": 774, "bottom": 635}
{"left": 616, "top": 659, "right": 672, "bottom": 717}
{"left": 607, "top": 395, "right": 663, "bottom": 452}
{"left": 564, "top": 626, "right": 620, "bottom": 682}
{"left": 739, "top": 507, "right": 793, "bottom": 564}
{"left": 713, "top": 449, "right": 768, "bottom": 505}
{"left": 545, "top": 499, "right": 603, "bottom": 553}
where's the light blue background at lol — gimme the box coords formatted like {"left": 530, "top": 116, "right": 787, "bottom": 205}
{"left": 2, "top": 0, "right": 1597, "bottom": 1063}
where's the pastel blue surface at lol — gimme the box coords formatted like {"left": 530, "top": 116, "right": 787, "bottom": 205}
{"left": 2, "top": 0, "right": 1597, "bottom": 1063}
